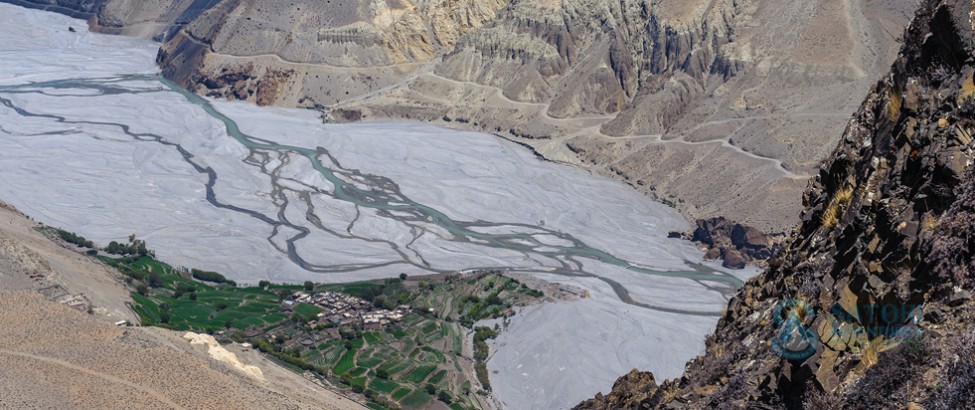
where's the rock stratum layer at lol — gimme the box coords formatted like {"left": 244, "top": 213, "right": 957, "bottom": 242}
{"left": 577, "top": 0, "right": 975, "bottom": 407}
{"left": 3, "top": 0, "right": 916, "bottom": 232}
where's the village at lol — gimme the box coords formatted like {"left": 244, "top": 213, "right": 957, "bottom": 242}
{"left": 282, "top": 290, "right": 411, "bottom": 333}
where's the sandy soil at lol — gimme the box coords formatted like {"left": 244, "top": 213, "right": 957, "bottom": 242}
{"left": 0, "top": 202, "right": 364, "bottom": 409}
{"left": 0, "top": 202, "right": 135, "bottom": 321}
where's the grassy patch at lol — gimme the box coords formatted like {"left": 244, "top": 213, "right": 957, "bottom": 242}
{"left": 293, "top": 302, "right": 321, "bottom": 317}
{"left": 369, "top": 378, "right": 400, "bottom": 394}
{"left": 348, "top": 367, "right": 369, "bottom": 377}
{"left": 428, "top": 369, "right": 447, "bottom": 385}
{"left": 400, "top": 390, "right": 432, "bottom": 407}
{"left": 333, "top": 348, "right": 357, "bottom": 375}
{"left": 391, "top": 387, "right": 412, "bottom": 401}
{"left": 363, "top": 331, "right": 382, "bottom": 344}
{"left": 401, "top": 364, "right": 437, "bottom": 383}
{"left": 358, "top": 354, "right": 386, "bottom": 368}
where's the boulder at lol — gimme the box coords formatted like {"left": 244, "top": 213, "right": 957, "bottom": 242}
{"left": 722, "top": 248, "right": 747, "bottom": 269}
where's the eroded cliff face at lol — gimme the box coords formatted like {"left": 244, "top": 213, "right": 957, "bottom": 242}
{"left": 3, "top": 0, "right": 916, "bottom": 233}
{"left": 326, "top": 0, "right": 915, "bottom": 233}
{"left": 577, "top": 0, "right": 975, "bottom": 408}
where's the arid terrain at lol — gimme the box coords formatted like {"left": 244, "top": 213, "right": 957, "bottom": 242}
{"left": 6, "top": 0, "right": 916, "bottom": 232}
{"left": 578, "top": 0, "right": 975, "bottom": 407}
{"left": 0, "top": 202, "right": 365, "bottom": 409}
{"left": 0, "top": 7, "right": 751, "bottom": 406}
{"left": 3, "top": 1, "right": 971, "bottom": 409}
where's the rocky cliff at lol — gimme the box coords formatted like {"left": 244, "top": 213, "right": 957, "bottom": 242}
{"left": 577, "top": 0, "right": 975, "bottom": 407}
{"left": 330, "top": 0, "right": 915, "bottom": 233}
{"left": 0, "top": 0, "right": 917, "bottom": 234}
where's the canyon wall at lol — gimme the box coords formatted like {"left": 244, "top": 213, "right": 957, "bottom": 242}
{"left": 577, "top": 0, "right": 975, "bottom": 406}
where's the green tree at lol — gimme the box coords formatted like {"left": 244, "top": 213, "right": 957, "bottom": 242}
{"left": 399, "top": 273, "right": 408, "bottom": 280}
{"left": 437, "top": 390, "right": 452, "bottom": 404}
{"left": 425, "top": 384, "right": 437, "bottom": 395}
{"left": 303, "top": 281, "right": 314, "bottom": 291}
{"left": 148, "top": 272, "right": 163, "bottom": 288}
{"left": 258, "top": 280, "right": 270, "bottom": 289}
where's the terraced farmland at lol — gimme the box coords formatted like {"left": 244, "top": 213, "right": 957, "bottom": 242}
{"left": 94, "top": 247, "right": 539, "bottom": 409}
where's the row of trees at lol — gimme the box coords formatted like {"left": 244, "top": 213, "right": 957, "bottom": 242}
{"left": 56, "top": 229, "right": 94, "bottom": 248}
{"left": 106, "top": 234, "right": 150, "bottom": 256}
{"left": 190, "top": 268, "right": 237, "bottom": 287}
{"left": 473, "top": 326, "right": 499, "bottom": 391}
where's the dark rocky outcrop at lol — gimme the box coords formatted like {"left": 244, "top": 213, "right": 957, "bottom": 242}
{"left": 578, "top": 0, "right": 975, "bottom": 408}
{"left": 670, "top": 217, "right": 778, "bottom": 269}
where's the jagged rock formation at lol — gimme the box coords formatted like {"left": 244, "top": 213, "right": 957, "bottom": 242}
{"left": 577, "top": 0, "right": 975, "bottom": 408}
{"left": 0, "top": 0, "right": 916, "bottom": 233}
{"left": 670, "top": 217, "right": 779, "bottom": 269}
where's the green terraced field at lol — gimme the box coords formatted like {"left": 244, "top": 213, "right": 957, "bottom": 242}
{"left": 333, "top": 347, "right": 358, "bottom": 374}
{"left": 369, "top": 378, "right": 400, "bottom": 394}
{"left": 401, "top": 390, "right": 432, "bottom": 408}
{"left": 96, "top": 251, "right": 539, "bottom": 410}
{"left": 401, "top": 364, "right": 437, "bottom": 383}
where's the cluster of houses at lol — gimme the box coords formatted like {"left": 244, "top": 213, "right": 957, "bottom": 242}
{"left": 282, "top": 291, "right": 410, "bottom": 332}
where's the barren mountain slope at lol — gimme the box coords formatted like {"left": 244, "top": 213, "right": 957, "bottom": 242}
{"left": 335, "top": 0, "right": 916, "bottom": 232}
{"left": 0, "top": 202, "right": 364, "bottom": 410}
{"left": 578, "top": 0, "right": 975, "bottom": 406}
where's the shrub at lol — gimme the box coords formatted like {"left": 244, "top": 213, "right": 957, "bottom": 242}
{"left": 886, "top": 89, "right": 901, "bottom": 121}
{"left": 821, "top": 186, "right": 854, "bottom": 229}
